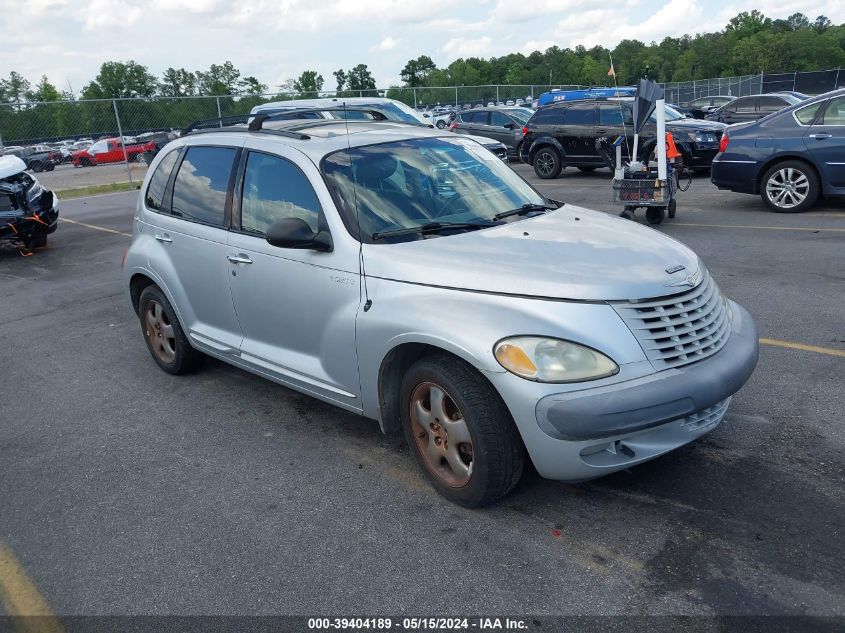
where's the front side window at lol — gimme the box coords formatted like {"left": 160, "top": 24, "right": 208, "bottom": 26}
{"left": 758, "top": 96, "right": 787, "bottom": 114}
{"left": 490, "top": 112, "right": 511, "bottom": 127}
{"left": 322, "top": 136, "right": 546, "bottom": 243}
{"left": 821, "top": 97, "right": 845, "bottom": 125}
{"left": 598, "top": 103, "right": 625, "bottom": 125}
{"left": 171, "top": 146, "right": 237, "bottom": 226}
{"left": 144, "top": 149, "right": 180, "bottom": 211}
{"left": 240, "top": 152, "right": 322, "bottom": 235}
{"left": 466, "top": 111, "right": 488, "bottom": 124}
{"left": 736, "top": 99, "right": 756, "bottom": 114}
{"left": 88, "top": 140, "right": 107, "bottom": 154}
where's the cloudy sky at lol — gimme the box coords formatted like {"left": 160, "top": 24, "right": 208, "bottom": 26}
{"left": 4, "top": 0, "right": 845, "bottom": 94}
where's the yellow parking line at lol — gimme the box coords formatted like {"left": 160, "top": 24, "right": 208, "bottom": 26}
{"left": 672, "top": 222, "right": 845, "bottom": 233}
{"left": 60, "top": 217, "right": 131, "bottom": 237}
{"left": 760, "top": 338, "right": 845, "bottom": 358}
{"left": 0, "top": 541, "right": 63, "bottom": 632}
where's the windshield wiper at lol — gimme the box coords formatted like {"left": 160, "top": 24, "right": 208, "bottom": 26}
{"left": 372, "top": 221, "right": 497, "bottom": 241}
{"left": 493, "top": 202, "right": 558, "bottom": 221}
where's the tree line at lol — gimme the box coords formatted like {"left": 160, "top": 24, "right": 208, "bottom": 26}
{"left": 1, "top": 10, "right": 844, "bottom": 142}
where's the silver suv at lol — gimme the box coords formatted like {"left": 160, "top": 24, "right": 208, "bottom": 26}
{"left": 123, "top": 115, "right": 759, "bottom": 507}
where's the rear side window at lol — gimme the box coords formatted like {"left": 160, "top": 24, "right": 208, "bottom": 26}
{"left": 464, "top": 111, "right": 488, "bottom": 124}
{"left": 144, "top": 149, "right": 179, "bottom": 211}
{"left": 563, "top": 103, "right": 597, "bottom": 125}
{"left": 171, "top": 146, "right": 237, "bottom": 226}
{"left": 758, "top": 96, "right": 786, "bottom": 114}
{"left": 490, "top": 112, "right": 511, "bottom": 127}
{"left": 530, "top": 107, "right": 562, "bottom": 125}
{"left": 598, "top": 104, "right": 625, "bottom": 125}
{"left": 240, "top": 152, "right": 322, "bottom": 235}
{"left": 795, "top": 102, "right": 822, "bottom": 125}
{"left": 821, "top": 97, "right": 845, "bottom": 125}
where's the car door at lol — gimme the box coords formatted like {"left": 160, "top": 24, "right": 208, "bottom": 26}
{"left": 489, "top": 111, "right": 517, "bottom": 148}
{"left": 226, "top": 141, "right": 362, "bottom": 410}
{"left": 804, "top": 95, "right": 845, "bottom": 188}
{"left": 732, "top": 97, "right": 759, "bottom": 124}
{"left": 757, "top": 96, "right": 789, "bottom": 119}
{"left": 145, "top": 143, "right": 244, "bottom": 355}
{"left": 560, "top": 102, "right": 599, "bottom": 163}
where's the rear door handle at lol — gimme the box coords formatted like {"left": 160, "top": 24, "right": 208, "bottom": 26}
{"left": 227, "top": 254, "right": 253, "bottom": 264}
{"left": 154, "top": 233, "right": 172, "bottom": 243}
{"left": 809, "top": 133, "right": 832, "bottom": 140}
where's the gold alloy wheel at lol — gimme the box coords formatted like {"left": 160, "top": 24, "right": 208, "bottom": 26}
{"left": 410, "top": 382, "right": 474, "bottom": 487}
{"left": 144, "top": 300, "right": 176, "bottom": 364}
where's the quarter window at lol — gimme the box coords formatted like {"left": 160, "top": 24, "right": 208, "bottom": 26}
{"left": 795, "top": 102, "right": 822, "bottom": 125}
{"left": 530, "top": 108, "right": 562, "bottom": 125}
{"left": 171, "top": 146, "right": 237, "bottom": 226}
{"left": 757, "top": 96, "right": 786, "bottom": 114}
{"left": 144, "top": 149, "right": 180, "bottom": 211}
{"left": 240, "top": 152, "right": 322, "bottom": 235}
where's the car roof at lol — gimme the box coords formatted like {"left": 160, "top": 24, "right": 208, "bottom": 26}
{"left": 251, "top": 96, "right": 397, "bottom": 114}
{"left": 182, "top": 119, "right": 452, "bottom": 163}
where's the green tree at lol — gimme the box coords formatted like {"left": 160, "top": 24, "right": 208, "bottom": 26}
{"left": 160, "top": 68, "right": 198, "bottom": 97}
{"left": 28, "top": 75, "right": 60, "bottom": 102}
{"left": 293, "top": 70, "right": 323, "bottom": 97}
{"left": 333, "top": 69, "right": 347, "bottom": 92}
{"left": 400, "top": 55, "right": 436, "bottom": 87}
{"left": 347, "top": 64, "right": 376, "bottom": 92}
{"left": 195, "top": 61, "right": 241, "bottom": 96}
{"left": 82, "top": 61, "right": 157, "bottom": 98}
{"left": 239, "top": 76, "right": 268, "bottom": 96}
{"left": 0, "top": 71, "right": 32, "bottom": 105}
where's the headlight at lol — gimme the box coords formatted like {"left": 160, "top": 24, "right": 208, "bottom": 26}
{"left": 26, "top": 181, "right": 44, "bottom": 206}
{"left": 494, "top": 336, "right": 619, "bottom": 383}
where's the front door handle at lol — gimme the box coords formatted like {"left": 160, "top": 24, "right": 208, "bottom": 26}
{"left": 227, "top": 254, "right": 253, "bottom": 264}
{"left": 154, "top": 233, "right": 172, "bottom": 243}
{"left": 809, "top": 133, "right": 832, "bottom": 140}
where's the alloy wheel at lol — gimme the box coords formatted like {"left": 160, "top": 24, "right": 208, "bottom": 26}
{"left": 535, "top": 151, "right": 555, "bottom": 177}
{"left": 765, "top": 167, "right": 809, "bottom": 210}
{"left": 144, "top": 300, "right": 176, "bottom": 364}
{"left": 410, "top": 382, "right": 474, "bottom": 487}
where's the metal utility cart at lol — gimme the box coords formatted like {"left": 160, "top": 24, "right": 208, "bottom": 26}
{"left": 609, "top": 78, "right": 678, "bottom": 225}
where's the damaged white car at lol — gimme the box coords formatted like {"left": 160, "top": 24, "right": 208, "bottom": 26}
{"left": 0, "top": 155, "right": 60, "bottom": 250}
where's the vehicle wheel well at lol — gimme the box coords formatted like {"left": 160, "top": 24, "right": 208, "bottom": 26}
{"left": 529, "top": 139, "right": 562, "bottom": 161}
{"left": 379, "top": 343, "right": 486, "bottom": 435}
{"left": 755, "top": 156, "right": 820, "bottom": 195}
{"left": 129, "top": 273, "right": 157, "bottom": 315}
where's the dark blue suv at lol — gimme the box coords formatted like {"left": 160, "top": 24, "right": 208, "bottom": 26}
{"left": 711, "top": 89, "right": 845, "bottom": 213}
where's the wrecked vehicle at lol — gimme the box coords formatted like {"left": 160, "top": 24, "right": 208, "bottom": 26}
{"left": 0, "top": 155, "right": 60, "bottom": 250}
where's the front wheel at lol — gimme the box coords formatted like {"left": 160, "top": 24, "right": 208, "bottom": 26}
{"left": 533, "top": 147, "right": 562, "bottom": 179}
{"left": 436, "top": 120, "right": 447, "bottom": 129}
{"left": 646, "top": 207, "right": 665, "bottom": 224}
{"left": 401, "top": 354, "right": 525, "bottom": 507}
{"left": 138, "top": 286, "right": 204, "bottom": 375}
{"left": 29, "top": 161, "right": 44, "bottom": 173}
{"left": 760, "top": 160, "right": 819, "bottom": 213}
{"left": 135, "top": 153, "right": 147, "bottom": 164}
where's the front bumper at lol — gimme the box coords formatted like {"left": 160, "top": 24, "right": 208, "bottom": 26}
{"left": 0, "top": 192, "right": 60, "bottom": 242}
{"left": 491, "top": 301, "right": 758, "bottom": 481}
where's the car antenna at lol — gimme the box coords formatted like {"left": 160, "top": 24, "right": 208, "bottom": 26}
{"left": 341, "top": 102, "right": 371, "bottom": 312}
{"left": 608, "top": 52, "right": 632, "bottom": 161}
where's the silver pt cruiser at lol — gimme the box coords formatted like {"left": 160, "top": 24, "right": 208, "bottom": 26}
{"left": 123, "top": 116, "right": 758, "bottom": 507}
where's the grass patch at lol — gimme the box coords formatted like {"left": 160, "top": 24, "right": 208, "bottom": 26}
{"left": 54, "top": 181, "right": 140, "bottom": 199}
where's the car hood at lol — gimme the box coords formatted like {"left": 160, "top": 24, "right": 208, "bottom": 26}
{"left": 362, "top": 205, "right": 701, "bottom": 301}
{"left": 0, "top": 155, "right": 26, "bottom": 179}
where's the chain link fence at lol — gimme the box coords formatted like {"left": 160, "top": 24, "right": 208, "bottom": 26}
{"left": 1, "top": 70, "right": 842, "bottom": 189}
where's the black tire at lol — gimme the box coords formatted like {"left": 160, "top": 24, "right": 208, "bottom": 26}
{"left": 138, "top": 286, "right": 204, "bottom": 375}
{"left": 135, "top": 153, "right": 147, "bottom": 164}
{"left": 760, "top": 160, "right": 819, "bottom": 213}
{"left": 668, "top": 199, "right": 677, "bottom": 219}
{"left": 533, "top": 147, "right": 562, "bottom": 179}
{"left": 436, "top": 120, "right": 447, "bottom": 129}
{"left": 28, "top": 231, "right": 48, "bottom": 249}
{"left": 45, "top": 163, "right": 55, "bottom": 171}
{"left": 646, "top": 207, "right": 665, "bottom": 224}
{"left": 515, "top": 141, "right": 525, "bottom": 164}
{"left": 400, "top": 354, "right": 525, "bottom": 507}
{"left": 577, "top": 166, "right": 597, "bottom": 173}
{"left": 29, "top": 161, "right": 44, "bottom": 173}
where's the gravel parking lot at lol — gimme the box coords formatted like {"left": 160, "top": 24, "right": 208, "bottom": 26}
{"left": 1, "top": 166, "right": 843, "bottom": 624}
{"left": 36, "top": 162, "right": 147, "bottom": 191}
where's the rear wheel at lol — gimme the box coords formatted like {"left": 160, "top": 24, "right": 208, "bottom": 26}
{"left": 135, "top": 153, "right": 147, "bottom": 164}
{"left": 138, "top": 286, "right": 204, "bottom": 375}
{"left": 29, "top": 161, "right": 44, "bottom": 173}
{"left": 401, "top": 354, "right": 525, "bottom": 507}
{"left": 533, "top": 147, "right": 562, "bottom": 179}
{"left": 436, "top": 120, "right": 447, "bottom": 129}
{"left": 646, "top": 207, "right": 665, "bottom": 225}
{"left": 760, "top": 160, "right": 819, "bottom": 213}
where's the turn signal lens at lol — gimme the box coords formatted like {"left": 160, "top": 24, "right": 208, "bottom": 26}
{"left": 494, "top": 336, "right": 618, "bottom": 383}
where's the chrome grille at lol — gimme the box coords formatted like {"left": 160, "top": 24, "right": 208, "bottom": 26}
{"left": 613, "top": 270, "right": 731, "bottom": 370}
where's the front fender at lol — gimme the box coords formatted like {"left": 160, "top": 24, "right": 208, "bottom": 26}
{"left": 356, "top": 277, "right": 647, "bottom": 423}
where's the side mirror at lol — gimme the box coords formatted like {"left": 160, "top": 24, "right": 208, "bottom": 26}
{"left": 265, "top": 217, "right": 333, "bottom": 252}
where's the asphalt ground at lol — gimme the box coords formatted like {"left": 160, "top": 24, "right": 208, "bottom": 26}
{"left": 0, "top": 166, "right": 843, "bottom": 624}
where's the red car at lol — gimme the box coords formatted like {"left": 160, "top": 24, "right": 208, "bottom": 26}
{"left": 71, "top": 138, "right": 155, "bottom": 167}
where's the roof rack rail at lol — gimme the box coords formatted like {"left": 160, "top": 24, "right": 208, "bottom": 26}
{"left": 247, "top": 107, "right": 389, "bottom": 131}
{"left": 180, "top": 114, "right": 312, "bottom": 140}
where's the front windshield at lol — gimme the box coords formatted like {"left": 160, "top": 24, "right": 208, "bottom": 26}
{"left": 646, "top": 106, "right": 685, "bottom": 122}
{"left": 369, "top": 102, "right": 429, "bottom": 125}
{"left": 322, "top": 136, "right": 546, "bottom": 243}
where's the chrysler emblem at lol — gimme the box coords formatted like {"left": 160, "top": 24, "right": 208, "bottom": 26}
{"left": 665, "top": 265, "right": 686, "bottom": 274}
{"left": 665, "top": 269, "right": 701, "bottom": 288}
